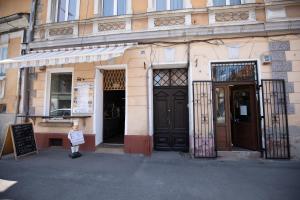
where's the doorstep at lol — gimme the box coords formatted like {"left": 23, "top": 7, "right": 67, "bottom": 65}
{"left": 217, "top": 151, "right": 262, "bottom": 160}
{"left": 95, "top": 144, "right": 125, "bottom": 155}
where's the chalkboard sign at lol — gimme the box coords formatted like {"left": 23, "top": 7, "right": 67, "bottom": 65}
{"left": 10, "top": 124, "right": 37, "bottom": 157}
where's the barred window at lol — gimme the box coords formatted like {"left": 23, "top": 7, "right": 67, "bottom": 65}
{"left": 153, "top": 69, "right": 188, "bottom": 87}
{"left": 212, "top": 62, "right": 257, "bottom": 82}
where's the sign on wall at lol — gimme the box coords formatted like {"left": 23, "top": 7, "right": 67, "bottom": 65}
{"left": 73, "top": 82, "right": 94, "bottom": 114}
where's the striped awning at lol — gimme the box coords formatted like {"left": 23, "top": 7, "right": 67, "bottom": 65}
{"left": 0, "top": 43, "right": 135, "bottom": 69}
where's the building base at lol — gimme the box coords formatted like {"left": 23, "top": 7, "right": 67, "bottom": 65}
{"left": 124, "top": 135, "right": 152, "bottom": 156}
{"left": 35, "top": 133, "right": 96, "bottom": 152}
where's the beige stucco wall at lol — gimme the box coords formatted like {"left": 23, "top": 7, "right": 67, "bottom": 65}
{"left": 0, "top": 0, "right": 31, "bottom": 18}
{"left": 132, "top": 0, "right": 148, "bottom": 14}
{"left": 192, "top": 13, "right": 209, "bottom": 25}
{"left": 0, "top": 37, "right": 22, "bottom": 114}
{"left": 192, "top": 0, "right": 207, "bottom": 8}
{"left": 286, "top": 5, "right": 300, "bottom": 18}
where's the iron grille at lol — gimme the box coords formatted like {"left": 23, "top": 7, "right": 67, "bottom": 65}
{"left": 261, "top": 79, "right": 290, "bottom": 159}
{"left": 103, "top": 70, "right": 125, "bottom": 90}
{"left": 193, "top": 81, "right": 217, "bottom": 158}
{"left": 212, "top": 61, "right": 257, "bottom": 82}
{"left": 153, "top": 69, "right": 188, "bottom": 87}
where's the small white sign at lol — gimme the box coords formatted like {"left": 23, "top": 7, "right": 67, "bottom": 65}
{"left": 68, "top": 130, "right": 85, "bottom": 146}
{"left": 240, "top": 105, "right": 248, "bottom": 116}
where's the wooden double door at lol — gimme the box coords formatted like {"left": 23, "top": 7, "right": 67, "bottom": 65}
{"left": 214, "top": 84, "right": 259, "bottom": 151}
{"left": 153, "top": 87, "right": 189, "bottom": 151}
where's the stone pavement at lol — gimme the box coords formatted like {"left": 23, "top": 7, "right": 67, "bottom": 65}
{"left": 0, "top": 148, "right": 299, "bottom": 200}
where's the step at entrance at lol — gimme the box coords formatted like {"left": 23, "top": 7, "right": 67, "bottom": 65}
{"left": 96, "top": 144, "right": 124, "bottom": 155}
{"left": 218, "top": 151, "right": 261, "bottom": 160}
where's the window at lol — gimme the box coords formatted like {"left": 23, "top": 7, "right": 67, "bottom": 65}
{"left": 212, "top": 62, "right": 257, "bottom": 82}
{"left": 155, "top": 0, "right": 183, "bottom": 11}
{"left": 0, "top": 46, "right": 8, "bottom": 76}
{"left": 0, "top": 46, "right": 7, "bottom": 99}
{"left": 49, "top": 73, "right": 72, "bottom": 117}
{"left": 103, "top": 0, "right": 127, "bottom": 16}
{"left": 0, "top": 104, "right": 6, "bottom": 113}
{"left": 213, "top": 0, "right": 241, "bottom": 7}
{"left": 215, "top": 88, "right": 225, "bottom": 124}
{"left": 49, "top": 0, "right": 78, "bottom": 22}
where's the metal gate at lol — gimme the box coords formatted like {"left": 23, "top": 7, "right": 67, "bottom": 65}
{"left": 261, "top": 79, "right": 290, "bottom": 159}
{"left": 193, "top": 81, "right": 217, "bottom": 158}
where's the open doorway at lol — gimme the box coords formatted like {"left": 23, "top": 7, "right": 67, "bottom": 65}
{"left": 103, "top": 70, "right": 126, "bottom": 145}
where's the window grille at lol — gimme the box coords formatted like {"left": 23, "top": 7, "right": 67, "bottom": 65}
{"left": 212, "top": 61, "right": 257, "bottom": 82}
{"left": 153, "top": 68, "right": 188, "bottom": 87}
{"left": 103, "top": 70, "right": 125, "bottom": 90}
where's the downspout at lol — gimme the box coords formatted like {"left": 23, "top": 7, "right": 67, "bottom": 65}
{"left": 14, "top": 28, "right": 28, "bottom": 123}
{"left": 23, "top": 0, "right": 38, "bottom": 119}
{"left": 146, "top": 46, "right": 153, "bottom": 153}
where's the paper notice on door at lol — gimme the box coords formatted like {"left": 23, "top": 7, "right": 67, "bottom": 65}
{"left": 240, "top": 105, "right": 247, "bottom": 116}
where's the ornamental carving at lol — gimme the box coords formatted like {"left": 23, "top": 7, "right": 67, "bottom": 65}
{"left": 154, "top": 16, "right": 185, "bottom": 27}
{"left": 98, "top": 21, "right": 126, "bottom": 32}
{"left": 48, "top": 27, "right": 74, "bottom": 36}
{"left": 215, "top": 11, "right": 249, "bottom": 22}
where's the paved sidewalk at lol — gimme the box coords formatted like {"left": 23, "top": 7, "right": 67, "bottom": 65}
{"left": 0, "top": 148, "right": 299, "bottom": 200}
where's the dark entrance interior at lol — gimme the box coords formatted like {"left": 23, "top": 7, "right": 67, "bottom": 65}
{"left": 103, "top": 90, "right": 125, "bottom": 144}
{"left": 102, "top": 70, "right": 126, "bottom": 145}
{"left": 153, "top": 69, "right": 189, "bottom": 152}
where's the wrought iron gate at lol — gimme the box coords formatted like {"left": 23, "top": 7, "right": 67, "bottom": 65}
{"left": 193, "top": 81, "right": 217, "bottom": 158}
{"left": 261, "top": 79, "right": 290, "bottom": 159}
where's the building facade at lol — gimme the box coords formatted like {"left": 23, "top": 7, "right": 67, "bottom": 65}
{"left": 0, "top": 0, "right": 31, "bottom": 148}
{"left": 1, "top": 0, "right": 300, "bottom": 159}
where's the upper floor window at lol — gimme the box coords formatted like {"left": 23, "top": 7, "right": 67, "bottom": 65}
{"left": 213, "top": 0, "right": 241, "bottom": 6}
{"left": 156, "top": 0, "right": 183, "bottom": 11}
{"left": 0, "top": 46, "right": 8, "bottom": 76}
{"left": 0, "top": 46, "right": 7, "bottom": 99}
{"left": 103, "top": 0, "right": 127, "bottom": 16}
{"left": 48, "top": 0, "right": 79, "bottom": 22}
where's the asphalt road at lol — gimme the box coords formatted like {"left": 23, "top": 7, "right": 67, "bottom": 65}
{"left": 0, "top": 149, "right": 300, "bottom": 200}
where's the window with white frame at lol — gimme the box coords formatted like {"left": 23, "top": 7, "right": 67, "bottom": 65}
{"left": 156, "top": 0, "right": 184, "bottom": 11}
{"left": 0, "top": 46, "right": 8, "bottom": 99}
{"left": 49, "top": 73, "right": 72, "bottom": 117}
{"left": 49, "top": 0, "right": 79, "bottom": 22}
{"left": 213, "top": 0, "right": 241, "bottom": 6}
{"left": 0, "top": 46, "right": 8, "bottom": 76}
{"left": 102, "top": 0, "right": 127, "bottom": 16}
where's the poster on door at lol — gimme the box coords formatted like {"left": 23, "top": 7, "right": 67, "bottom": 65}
{"left": 73, "top": 82, "right": 94, "bottom": 114}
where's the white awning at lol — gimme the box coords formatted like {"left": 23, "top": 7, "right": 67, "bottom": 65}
{"left": 0, "top": 43, "right": 135, "bottom": 69}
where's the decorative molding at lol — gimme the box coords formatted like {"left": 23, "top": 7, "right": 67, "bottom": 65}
{"left": 98, "top": 21, "right": 126, "bottom": 32}
{"left": 48, "top": 26, "right": 74, "bottom": 36}
{"left": 29, "top": 20, "right": 300, "bottom": 49}
{"left": 215, "top": 11, "right": 250, "bottom": 22}
{"left": 209, "top": 8, "right": 256, "bottom": 24}
{"left": 43, "top": 23, "right": 78, "bottom": 39}
{"left": 154, "top": 16, "right": 185, "bottom": 27}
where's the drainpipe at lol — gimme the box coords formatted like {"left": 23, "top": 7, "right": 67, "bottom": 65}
{"left": 14, "top": 28, "right": 27, "bottom": 123}
{"left": 23, "top": 0, "right": 38, "bottom": 119}
{"left": 146, "top": 63, "right": 153, "bottom": 138}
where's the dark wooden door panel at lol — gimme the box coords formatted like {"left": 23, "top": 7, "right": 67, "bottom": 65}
{"left": 231, "top": 85, "right": 259, "bottom": 150}
{"left": 154, "top": 87, "right": 189, "bottom": 151}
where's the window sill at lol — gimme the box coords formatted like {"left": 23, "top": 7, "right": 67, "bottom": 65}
{"left": 208, "top": 3, "right": 263, "bottom": 11}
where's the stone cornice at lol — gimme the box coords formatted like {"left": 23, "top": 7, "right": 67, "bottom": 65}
{"left": 29, "top": 20, "right": 300, "bottom": 50}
